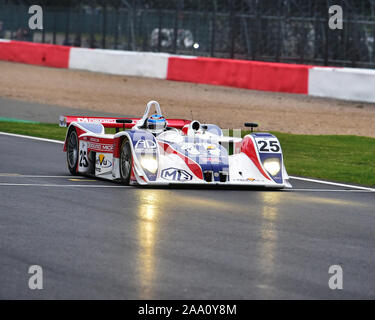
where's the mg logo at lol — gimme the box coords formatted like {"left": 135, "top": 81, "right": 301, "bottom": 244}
{"left": 161, "top": 168, "right": 192, "bottom": 181}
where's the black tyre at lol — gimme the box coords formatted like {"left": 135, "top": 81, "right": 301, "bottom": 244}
{"left": 66, "top": 128, "right": 79, "bottom": 175}
{"left": 120, "top": 138, "right": 133, "bottom": 185}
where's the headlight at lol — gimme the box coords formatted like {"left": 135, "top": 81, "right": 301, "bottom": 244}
{"left": 263, "top": 158, "right": 281, "bottom": 176}
{"left": 140, "top": 157, "right": 158, "bottom": 174}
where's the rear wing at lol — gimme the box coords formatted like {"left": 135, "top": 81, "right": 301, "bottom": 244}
{"left": 59, "top": 115, "right": 191, "bottom": 130}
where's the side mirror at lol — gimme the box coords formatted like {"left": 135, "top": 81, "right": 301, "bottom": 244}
{"left": 116, "top": 119, "right": 133, "bottom": 132}
{"left": 244, "top": 122, "right": 259, "bottom": 132}
{"left": 116, "top": 119, "right": 133, "bottom": 124}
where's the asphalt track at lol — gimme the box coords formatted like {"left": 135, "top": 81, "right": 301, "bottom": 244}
{"left": 0, "top": 132, "right": 374, "bottom": 300}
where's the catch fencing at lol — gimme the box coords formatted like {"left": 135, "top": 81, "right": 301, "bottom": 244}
{"left": 1, "top": 0, "right": 375, "bottom": 68}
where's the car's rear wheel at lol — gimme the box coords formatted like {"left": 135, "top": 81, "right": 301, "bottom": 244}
{"left": 67, "top": 128, "right": 79, "bottom": 175}
{"left": 120, "top": 138, "right": 133, "bottom": 185}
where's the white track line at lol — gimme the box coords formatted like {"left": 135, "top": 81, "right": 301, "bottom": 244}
{"left": 0, "top": 183, "right": 130, "bottom": 188}
{"left": 0, "top": 131, "right": 64, "bottom": 144}
{"left": 1, "top": 131, "right": 374, "bottom": 191}
{"left": 284, "top": 188, "right": 374, "bottom": 193}
{"left": 290, "top": 176, "right": 375, "bottom": 192}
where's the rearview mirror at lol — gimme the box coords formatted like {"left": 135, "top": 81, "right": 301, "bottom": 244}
{"left": 244, "top": 122, "right": 259, "bottom": 132}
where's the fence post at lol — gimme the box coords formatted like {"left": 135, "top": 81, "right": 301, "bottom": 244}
{"left": 275, "top": 2, "right": 282, "bottom": 62}
{"left": 114, "top": 8, "right": 119, "bottom": 49}
{"left": 300, "top": 22, "right": 307, "bottom": 64}
{"left": 253, "top": 3, "right": 260, "bottom": 60}
{"left": 41, "top": 8, "right": 45, "bottom": 44}
{"left": 313, "top": 2, "right": 318, "bottom": 60}
{"left": 210, "top": 6, "right": 216, "bottom": 57}
{"left": 64, "top": 8, "right": 70, "bottom": 46}
{"left": 173, "top": 1, "right": 180, "bottom": 54}
{"left": 141, "top": 10, "right": 147, "bottom": 51}
{"left": 102, "top": 4, "right": 106, "bottom": 49}
{"left": 324, "top": 2, "right": 329, "bottom": 66}
{"left": 229, "top": 0, "right": 235, "bottom": 59}
{"left": 157, "top": 9, "right": 162, "bottom": 52}
{"left": 351, "top": 19, "right": 358, "bottom": 68}
{"left": 53, "top": 10, "right": 57, "bottom": 44}
{"left": 90, "top": 7, "right": 95, "bottom": 48}
{"left": 126, "top": 8, "right": 131, "bottom": 50}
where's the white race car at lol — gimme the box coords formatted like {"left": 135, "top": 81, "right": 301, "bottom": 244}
{"left": 60, "top": 101, "right": 291, "bottom": 188}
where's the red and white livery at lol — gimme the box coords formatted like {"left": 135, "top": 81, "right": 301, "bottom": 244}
{"left": 60, "top": 101, "right": 291, "bottom": 188}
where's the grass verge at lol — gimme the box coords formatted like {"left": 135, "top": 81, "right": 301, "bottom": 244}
{"left": 271, "top": 131, "right": 375, "bottom": 187}
{"left": 0, "top": 121, "right": 67, "bottom": 141}
{"left": 1, "top": 121, "right": 374, "bottom": 186}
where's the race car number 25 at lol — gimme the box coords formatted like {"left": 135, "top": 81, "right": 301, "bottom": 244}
{"left": 256, "top": 138, "right": 281, "bottom": 153}
{"left": 79, "top": 141, "right": 89, "bottom": 170}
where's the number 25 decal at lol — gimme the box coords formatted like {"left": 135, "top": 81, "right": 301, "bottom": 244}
{"left": 257, "top": 140, "right": 280, "bottom": 152}
{"left": 79, "top": 150, "right": 89, "bottom": 167}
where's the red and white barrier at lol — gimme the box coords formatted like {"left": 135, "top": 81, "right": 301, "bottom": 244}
{"left": 308, "top": 66, "right": 375, "bottom": 103}
{"left": 167, "top": 56, "right": 311, "bottom": 94}
{"left": 69, "top": 48, "right": 170, "bottom": 79}
{"left": 1, "top": 39, "right": 375, "bottom": 103}
{"left": 0, "top": 40, "right": 70, "bottom": 68}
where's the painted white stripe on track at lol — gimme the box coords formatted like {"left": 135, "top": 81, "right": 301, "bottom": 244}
{"left": 283, "top": 188, "right": 375, "bottom": 193}
{"left": 0, "top": 131, "right": 64, "bottom": 144}
{"left": 290, "top": 176, "right": 375, "bottom": 192}
{"left": 0, "top": 183, "right": 130, "bottom": 188}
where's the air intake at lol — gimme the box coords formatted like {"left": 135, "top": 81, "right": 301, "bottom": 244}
{"left": 203, "top": 171, "right": 213, "bottom": 182}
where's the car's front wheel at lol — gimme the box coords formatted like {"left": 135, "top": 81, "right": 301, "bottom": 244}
{"left": 66, "top": 128, "right": 79, "bottom": 175}
{"left": 120, "top": 138, "right": 133, "bottom": 185}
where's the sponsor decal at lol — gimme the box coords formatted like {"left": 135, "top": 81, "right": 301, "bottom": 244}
{"left": 95, "top": 153, "right": 112, "bottom": 173}
{"left": 88, "top": 142, "right": 114, "bottom": 152}
{"left": 77, "top": 118, "right": 117, "bottom": 124}
{"left": 233, "top": 178, "right": 259, "bottom": 182}
{"left": 135, "top": 139, "right": 157, "bottom": 150}
{"left": 180, "top": 143, "right": 200, "bottom": 155}
{"left": 96, "top": 154, "right": 112, "bottom": 167}
{"left": 101, "top": 144, "right": 113, "bottom": 152}
{"left": 203, "top": 143, "right": 221, "bottom": 156}
{"left": 59, "top": 117, "right": 67, "bottom": 127}
{"left": 200, "top": 157, "right": 220, "bottom": 164}
{"left": 161, "top": 168, "right": 193, "bottom": 181}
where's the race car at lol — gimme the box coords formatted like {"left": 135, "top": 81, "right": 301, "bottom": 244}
{"left": 59, "top": 100, "right": 292, "bottom": 188}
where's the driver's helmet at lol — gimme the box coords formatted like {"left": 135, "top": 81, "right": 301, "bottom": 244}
{"left": 147, "top": 114, "right": 167, "bottom": 134}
